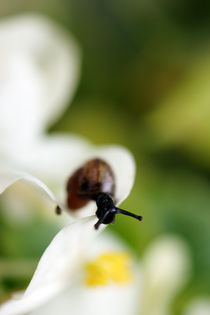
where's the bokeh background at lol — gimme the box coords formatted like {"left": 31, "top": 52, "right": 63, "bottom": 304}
{"left": 1, "top": 1, "right": 210, "bottom": 314}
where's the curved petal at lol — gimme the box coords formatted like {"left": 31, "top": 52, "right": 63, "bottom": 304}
{"left": 8, "top": 134, "right": 91, "bottom": 201}
{"left": 0, "top": 216, "right": 99, "bottom": 315}
{"left": 141, "top": 235, "right": 191, "bottom": 315}
{"left": 0, "top": 13, "right": 80, "bottom": 154}
{"left": 0, "top": 168, "right": 59, "bottom": 207}
{"left": 6, "top": 134, "right": 136, "bottom": 219}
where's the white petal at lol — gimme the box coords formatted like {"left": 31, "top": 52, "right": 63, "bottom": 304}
{"left": 0, "top": 216, "right": 99, "bottom": 315}
{"left": 0, "top": 13, "right": 80, "bottom": 153}
{"left": 1, "top": 134, "right": 135, "bottom": 220}
{"left": 8, "top": 134, "right": 91, "bottom": 201}
{"left": 141, "top": 235, "right": 191, "bottom": 315}
{"left": 20, "top": 140, "right": 135, "bottom": 207}
{"left": 31, "top": 277, "right": 140, "bottom": 315}
{"left": 7, "top": 137, "right": 136, "bottom": 218}
{"left": 30, "top": 232, "right": 141, "bottom": 315}
{"left": 0, "top": 169, "right": 58, "bottom": 206}
{"left": 184, "top": 298, "right": 210, "bottom": 315}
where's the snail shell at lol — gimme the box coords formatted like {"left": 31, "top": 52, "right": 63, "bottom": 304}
{"left": 66, "top": 158, "right": 115, "bottom": 211}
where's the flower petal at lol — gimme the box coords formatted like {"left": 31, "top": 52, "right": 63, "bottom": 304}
{"left": 0, "top": 13, "right": 80, "bottom": 154}
{"left": 1, "top": 131, "right": 135, "bottom": 222}
{"left": 183, "top": 298, "right": 210, "bottom": 315}
{"left": 7, "top": 134, "right": 91, "bottom": 202}
{"left": 0, "top": 169, "right": 59, "bottom": 206}
{"left": 17, "top": 140, "right": 135, "bottom": 206}
{"left": 6, "top": 135, "right": 136, "bottom": 218}
{"left": 141, "top": 235, "right": 191, "bottom": 315}
{"left": 0, "top": 216, "right": 99, "bottom": 315}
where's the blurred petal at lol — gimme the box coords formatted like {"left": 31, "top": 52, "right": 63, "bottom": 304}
{"left": 184, "top": 298, "right": 210, "bottom": 315}
{"left": 9, "top": 134, "right": 91, "bottom": 201}
{"left": 141, "top": 235, "right": 191, "bottom": 315}
{"left": 0, "top": 13, "right": 80, "bottom": 153}
{"left": 0, "top": 168, "right": 59, "bottom": 206}
{"left": 30, "top": 284, "right": 140, "bottom": 315}
{"left": 7, "top": 135, "right": 136, "bottom": 218}
{"left": 0, "top": 216, "right": 99, "bottom": 315}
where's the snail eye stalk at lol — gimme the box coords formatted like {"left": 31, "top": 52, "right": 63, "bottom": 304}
{"left": 116, "top": 208, "right": 143, "bottom": 221}
{"left": 55, "top": 205, "right": 62, "bottom": 215}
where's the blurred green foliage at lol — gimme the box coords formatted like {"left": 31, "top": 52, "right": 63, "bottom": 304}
{"left": 1, "top": 0, "right": 210, "bottom": 313}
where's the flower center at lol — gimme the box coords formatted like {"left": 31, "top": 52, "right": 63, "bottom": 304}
{"left": 85, "top": 251, "right": 132, "bottom": 287}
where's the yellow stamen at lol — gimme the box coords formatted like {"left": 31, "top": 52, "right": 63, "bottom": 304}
{"left": 85, "top": 251, "right": 133, "bottom": 287}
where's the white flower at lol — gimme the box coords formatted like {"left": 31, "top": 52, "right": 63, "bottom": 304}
{"left": 0, "top": 13, "right": 139, "bottom": 315}
{"left": 0, "top": 218, "right": 141, "bottom": 315}
{"left": 140, "top": 235, "right": 191, "bottom": 315}
{"left": 183, "top": 297, "right": 210, "bottom": 315}
{"left": 0, "top": 13, "right": 135, "bottom": 220}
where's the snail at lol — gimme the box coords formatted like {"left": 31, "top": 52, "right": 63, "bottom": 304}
{"left": 58, "top": 158, "right": 143, "bottom": 229}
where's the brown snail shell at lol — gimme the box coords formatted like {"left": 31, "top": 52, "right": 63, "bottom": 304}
{"left": 66, "top": 158, "right": 115, "bottom": 211}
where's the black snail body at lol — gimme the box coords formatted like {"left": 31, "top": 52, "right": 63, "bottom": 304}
{"left": 62, "top": 158, "right": 142, "bottom": 229}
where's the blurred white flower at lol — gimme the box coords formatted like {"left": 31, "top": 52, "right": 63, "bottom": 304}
{"left": 140, "top": 235, "right": 191, "bottom": 315}
{"left": 0, "top": 13, "right": 139, "bottom": 315}
{"left": 0, "top": 13, "right": 80, "bottom": 155}
{"left": 183, "top": 297, "right": 210, "bottom": 315}
{"left": 0, "top": 218, "right": 141, "bottom": 315}
{"left": 0, "top": 13, "right": 135, "bottom": 220}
